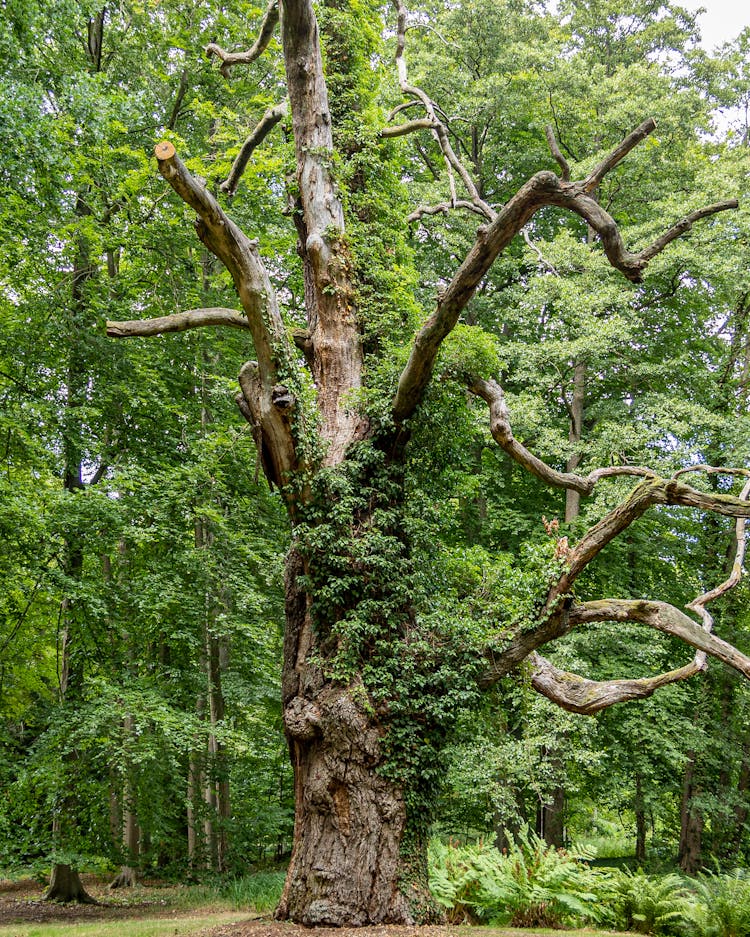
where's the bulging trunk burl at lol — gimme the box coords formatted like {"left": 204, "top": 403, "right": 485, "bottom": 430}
{"left": 277, "top": 544, "right": 434, "bottom": 925}
{"left": 278, "top": 684, "right": 412, "bottom": 925}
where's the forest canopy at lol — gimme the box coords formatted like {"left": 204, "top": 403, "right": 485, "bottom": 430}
{"left": 2, "top": 0, "right": 750, "bottom": 926}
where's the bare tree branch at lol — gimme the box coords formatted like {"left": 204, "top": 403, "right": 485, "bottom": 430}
{"left": 471, "top": 415, "right": 750, "bottom": 697}
{"left": 106, "top": 307, "right": 250, "bottom": 338}
{"left": 205, "top": 0, "right": 279, "bottom": 78}
{"left": 392, "top": 0, "right": 494, "bottom": 222}
{"left": 220, "top": 100, "right": 288, "bottom": 197}
{"left": 530, "top": 653, "right": 700, "bottom": 714}
{"left": 407, "top": 200, "right": 490, "bottom": 223}
{"left": 151, "top": 142, "right": 287, "bottom": 377}
{"left": 113, "top": 141, "right": 299, "bottom": 489}
{"left": 553, "top": 476, "right": 750, "bottom": 602}
{"left": 639, "top": 200, "right": 740, "bottom": 262}
{"left": 673, "top": 465, "right": 750, "bottom": 480}
{"left": 568, "top": 599, "right": 750, "bottom": 678}
{"left": 686, "top": 476, "right": 750, "bottom": 667}
{"left": 380, "top": 117, "right": 438, "bottom": 138}
{"left": 582, "top": 118, "right": 657, "bottom": 192}
{"left": 391, "top": 122, "right": 738, "bottom": 424}
{"left": 523, "top": 227, "right": 560, "bottom": 274}
{"left": 468, "top": 377, "right": 655, "bottom": 495}
{"left": 545, "top": 125, "right": 570, "bottom": 181}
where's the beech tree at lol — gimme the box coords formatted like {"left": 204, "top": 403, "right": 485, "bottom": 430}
{"left": 107, "top": 0, "right": 750, "bottom": 925}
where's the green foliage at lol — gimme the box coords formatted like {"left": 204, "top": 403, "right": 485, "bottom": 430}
{"left": 428, "top": 832, "right": 609, "bottom": 927}
{"left": 609, "top": 869, "right": 693, "bottom": 935}
{"left": 219, "top": 871, "right": 286, "bottom": 912}
{"left": 687, "top": 869, "right": 750, "bottom": 937}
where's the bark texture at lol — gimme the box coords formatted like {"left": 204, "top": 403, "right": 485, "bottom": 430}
{"left": 278, "top": 688, "right": 411, "bottom": 925}
{"left": 45, "top": 865, "right": 97, "bottom": 904}
{"left": 276, "top": 552, "right": 413, "bottom": 926}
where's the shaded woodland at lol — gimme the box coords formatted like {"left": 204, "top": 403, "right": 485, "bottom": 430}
{"left": 3, "top": 0, "right": 750, "bottom": 925}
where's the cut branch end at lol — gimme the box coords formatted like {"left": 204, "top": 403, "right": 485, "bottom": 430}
{"left": 155, "top": 140, "right": 176, "bottom": 162}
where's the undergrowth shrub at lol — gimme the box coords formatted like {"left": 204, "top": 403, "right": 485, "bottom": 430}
{"left": 608, "top": 869, "right": 692, "bottom": 934}
{"left": 428, "top": 831, "right": 611, "bottom": 927}
{"left": 220, "top": 871, "right": 286, "bottom": 911}
{"left": 687, "top": 869, "right": 750, "bottom": 937}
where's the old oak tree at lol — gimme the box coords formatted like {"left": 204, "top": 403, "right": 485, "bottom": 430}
{"left": 107, "top": 0, "right": 750, "bottom": 925}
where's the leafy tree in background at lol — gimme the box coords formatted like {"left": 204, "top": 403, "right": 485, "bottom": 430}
{"left": 0, "top": 0, "right": 293, "bottom": 898}
{"left": 100, "top": 0, "right": 750, "bottom": 924}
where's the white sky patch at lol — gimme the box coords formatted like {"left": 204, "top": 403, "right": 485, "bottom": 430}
{"left": 679, "top": 0, "right": 750, "bottom": 49}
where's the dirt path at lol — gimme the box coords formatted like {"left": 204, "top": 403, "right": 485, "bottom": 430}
{"left": 203, "top": 924, "right": 461, "bottom": 937}
{"left": 0, "top": 877, "right": 212, "bottom": 926}
{"left": 0, "top": 879, "right": 466, "bottom": 935}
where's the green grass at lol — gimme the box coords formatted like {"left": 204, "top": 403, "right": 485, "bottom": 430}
{"left": 0, "top": 911, "right": 246, "bottom": 937}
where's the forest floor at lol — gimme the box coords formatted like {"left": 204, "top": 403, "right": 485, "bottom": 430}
{"left": 0, "top": 877, "right": 633, "bottom": 937}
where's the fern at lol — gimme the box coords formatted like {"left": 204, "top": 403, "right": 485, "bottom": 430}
{"left": 687, "top": 869, "right": 750, "bottom": 937}
{"left": 428, "top": 831, "right": 614, "bottom": 927}
{"left": 610, "top": 869, "right": 692, "bottom": 935}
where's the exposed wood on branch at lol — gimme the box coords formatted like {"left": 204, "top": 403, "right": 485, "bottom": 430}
{"left": 473, "top": 431, "right": 750, "bottom": 700}
{"left": 530, "top": 653, "right": 700, "bottom": 715}
{"left": 568, "top": 599, "right": 750, "bottom": 678}
{"left": 554, "top": 476, "right": 750, "bottom": 602}
{"left": 639, "top": 200, "right": 739, "bottom": 262}
{"left": 582, "top": 118, "right": 657, "bottom": 192}
{"left": 205, "top": 0, "right": 279, "bottom": 78}
{"left": 686, "top": 476, "right": 750, "bottom": 667}
{"left": 110, "top": 141, "right": 299, "bottom": 491}
{"left": 407, "top": 200, "right": 490, "bottom": 222}
{"left": 281, "top": 0, "right": 365, "bottom": 465}
{"left": 380, "top": 118, "right": 437, "bottom": 138}
{"left": 469, "top": 376, "right": 655, "bottom": 496}
{"left": 150, "top": 142, "right": 287, "bottom": 376}
{"left": 106, "top": 308, "right": 250, "bottom": 338}
{"left": 523, "top": 228, "right": 560, "bottom": 275}
{"left": 220, "top": 101, "right": 288, "bottom": 196}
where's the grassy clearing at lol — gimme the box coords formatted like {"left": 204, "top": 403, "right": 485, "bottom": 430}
{"left": 0, "top": 911, "right": 247, "bottom": 937}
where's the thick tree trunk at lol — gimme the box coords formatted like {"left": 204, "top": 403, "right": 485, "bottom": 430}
{"left": 278, "top": 686, "right": 412, "bottom": 925}
{"left": 537, "top": 786, "right": 565, "bottom": 848}
{"left": 45, "top": 864, "right": 97, "bottom": 904}
{"left": 276, "top": 551, "right": 419, "bottom": 926}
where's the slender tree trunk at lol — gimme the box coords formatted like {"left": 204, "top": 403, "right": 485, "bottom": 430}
{"left": 187, "top": 751, "right": 204, "bottom": 872}
{"left": 679, "top": 750, "right": 703, "bottom": 873}
{"left": 207, "top": 634, "right": 230, "bottom": 872}
{"left": 634, "top": 771, "right": 647, "bottom": 864}
{"left": 564, "top": 361, "right": 586, "bottom": 523}
{"left": 731, "top": 738, "right": 750, "bottom": 858}
{"left": 110, "top": 715, "right": 139, "bottom": 888}
{"left": 45, "top": 8, "right": 108, "bottom": 904}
